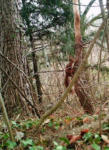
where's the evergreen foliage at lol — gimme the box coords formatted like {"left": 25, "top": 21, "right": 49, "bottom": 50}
{"left": 21, "top": 0, "right": 73, "bottom": 36}
{"left": 20, "top": 0, "right": 101, "bottom": 55}
{"left": 20, "top": 0, "right": 75, "bottom": 55}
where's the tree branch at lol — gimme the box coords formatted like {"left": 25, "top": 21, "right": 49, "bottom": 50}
{"left": 0, "top": 93, "right": 14, "bottom": 141}
{"left": 0, "top": 67, "right": 40, "bottom": 118}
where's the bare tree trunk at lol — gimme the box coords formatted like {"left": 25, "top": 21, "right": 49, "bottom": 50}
{"left": 21, "top": 0, "right": 43, "bottom": 104}
{"left": 73, "top": 0, "right": 94, "bottom": 114}
{"left": 0, "top": 0, "right": 40, "bottom": 117}
{"left": 99, "top": 0, "right": 109, "bottom": 51}
{"left": 107, "top": 0, "right": 109, "bottom": 17}
{"left": 30, "top": 36, "right": 43, "bottom": 104}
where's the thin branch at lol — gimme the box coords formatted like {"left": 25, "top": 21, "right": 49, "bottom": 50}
{"left": 0, "top": 93, "right": 14, "bottom": 142}
{"left": 66, "top": 1, "right": 106, "bottom": 7}
{"left": 0, "top": 52, "right": 38, "bottom": 109}
{"left": 97, "top": 32, "right": 105, "bottom": 82}
{"left": 86, "top": 13, "right": 102, "bottom": 29}
{"left": 82, "top": 0, "right": 96, "bottom": 17}
{"left": 0, "top": 67, "right": 16, "bottom": 93}
{"left": 0, "top": 52, "right": 29, "bottom": 79}
{"left": 0, "top": 67, "right": 40, "bottom": 118}
{"left": 107, "top": 0, "right": 109, "bottom": 16}
{"left": 99, "top": 0, "right": 109, "bottom": 50}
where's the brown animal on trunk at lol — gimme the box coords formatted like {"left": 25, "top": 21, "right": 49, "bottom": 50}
{"left": 64, "top": 56, "right": 78, "bottom": 95}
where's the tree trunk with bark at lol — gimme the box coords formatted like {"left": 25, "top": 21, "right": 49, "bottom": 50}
{"left": 30, "top": 36, "right": 43, "bottom": 104}
{"left": 73, "top": 0, "right": 94, "bottom": 114}
{"left": 0, "top": 0, "right": 40, "bottom": 117}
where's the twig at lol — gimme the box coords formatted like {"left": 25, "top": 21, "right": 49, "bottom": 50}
{"left": 0, "top": 67, "right": 40, "bottom": 118}
{"left": 0, "top": 52, "right": 39, "bottom": 112}
{"left": 0, "top": 52, "right": 29, "bottom": 79}
{"left": 0, "top": 93, "right": 14, "bottom": 142}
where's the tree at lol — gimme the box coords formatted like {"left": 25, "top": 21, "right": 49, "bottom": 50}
{"left": 0, "top": 0, "right": 40, "bottom": 117}
{"left": 72, "top": 0, "right": 94, "bottom": 114}
{"left": 21, "top": 0, "right": 43, "bottom": 103}
{"left": 99, "top": 0, "right": 109, "bottom": 50}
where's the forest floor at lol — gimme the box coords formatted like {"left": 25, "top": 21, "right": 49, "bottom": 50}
{"left": 1, "top": 61, "right": 109, "bottom": 149}
{"left": 0, "top": 101, "right": 109, "bottom": 150}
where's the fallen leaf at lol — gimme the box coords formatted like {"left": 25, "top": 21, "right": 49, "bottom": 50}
{"left": 67, "top": 135, "right": 73, "bottom": 140}
{"left": 101, "top": 135, "right": 109, "bottom": 144}
{"left": 42, "top": 119, "right": 50, "bottom": 125}
{"left": 15, "top": 131, "right": 24, "bottom": 141}
{"left": 64, "top": 119, "right": 71, "bottom": 125}
{"left": 70, "top": 135, "right": 81, "bottom": 143}
{"left": 81, "top": 129, "right": 89, "bottom": 136}
{"left": 83, "top": 117, "right": 91, "bottom": 124}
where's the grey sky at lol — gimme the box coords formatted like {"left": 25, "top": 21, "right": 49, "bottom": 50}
{"left": 81, "top": 0, "right": 106, "bottom": 18}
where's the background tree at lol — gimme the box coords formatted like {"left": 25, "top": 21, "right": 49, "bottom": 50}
{"left": 72, "top": 0, "right": 94, "bottom": 114}
{"left": 21, "top": 0, "right": 43, "bottom": 103}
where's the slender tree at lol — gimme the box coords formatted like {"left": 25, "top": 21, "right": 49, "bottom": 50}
{"left": 73, "top": 0, "right": 94, "bottom": 114}
{"left": 21, "top": 0, "right": 43, "bottom": 103}
{"left": 99, "top": 0, "right": 109, "bottom": 51}
{"left": 107, "top": 0, "right": 109, "bottom": 17}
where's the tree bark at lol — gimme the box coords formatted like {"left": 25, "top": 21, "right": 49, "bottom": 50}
{"left": 0, "top": 0, "right": 39, "bottom": 117}
{"left": 73, "top": 0, "right": 94, "bottom": 114}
